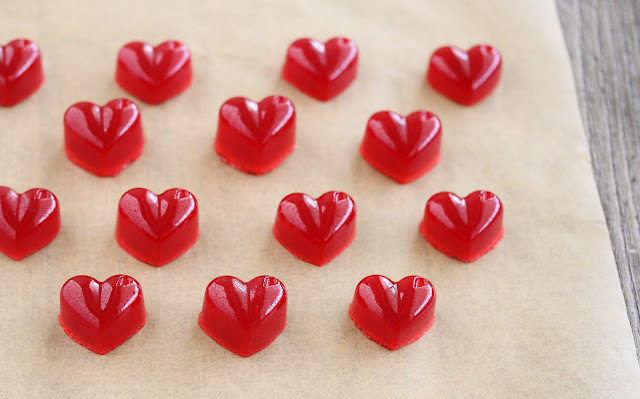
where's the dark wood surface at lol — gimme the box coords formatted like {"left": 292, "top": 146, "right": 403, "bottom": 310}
{"left": 556, "top": 0, "right": 640, "bottom": 359}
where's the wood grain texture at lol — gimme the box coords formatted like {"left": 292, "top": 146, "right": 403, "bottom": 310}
{"left": 556, "top": 0, "right": 640, "bottom": 359}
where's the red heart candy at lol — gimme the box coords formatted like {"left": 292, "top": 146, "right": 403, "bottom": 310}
{"left": 426, "top": 44, "right": 502, "bottom": 105}
{"left": 214, "top": 95, "right": 295, "bottom": 174}
{"left": 419, "top": 190, "right": 504, "bottom": 262}
{"left": 273, "top": 191, "right": 356, "bottom": 266}
{"left": 59, "top": 274, "right": 146, "bottom": 355}
{"left": 116, "top": 188, "right": 199, "bottom": 266}
{"left": 199, "top": 275, "right": 287, "bottom": 357}
{"left": 0, "top": 186, "right": 60, "bottom": 260}
{"left": 360, "top": 110, "right": 442, "bottom": 184}
{"left": 0, "top": 39, "right": 44, "bottom": 106}
{"left": 282, "top": 37, "right": 358, "bottom": 101}
{"left": 349, "top": 275, "right": 436, "bottom": 350}
{"left": 64, "top": 98, "right": 144, "bottom": 177}
{"left": 115, "top": 41, "right": 192, "bottom": 104}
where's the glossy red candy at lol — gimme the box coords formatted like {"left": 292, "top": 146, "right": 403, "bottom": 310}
{"left": 199, "top": 275, "right": 287, "bottom": 357}
{"left": 419, "top": 190, "right": 503, "bottom": 262}
{"left": 116, "top": 41, "right": 192, "bottom": 104}
{"left": 59, "top": 275, "right": 146, "bottom": 355}
{"left": 0, "top": 39, "right": 44, "bottom": 106}
{"left": 349, "top": 275, "right": 436, "bottom": 350}
{"left": 427, "top": 44, "right": 502, "bottom": 105}
{"left": 273, "top": 191, "right": 356, "bottom": 266}
{"left": 282, "top": 37, "right": 358, "bottom": 101}
{"left": 116, "top": 188, "right": 199, "bottom": 266}
{"left": 0, "top": 187, "right": 60, "bottom": 260}
{"left": 64, "top": 98, "right": 144, "bottom": 177}
{"left": 214, "top": 95, "right": 295, "bottom": 174}
{"left": 360, "top": 110, "right": 442, "bottom": 184}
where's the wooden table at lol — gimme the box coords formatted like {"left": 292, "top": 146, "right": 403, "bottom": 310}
{"left": 557, "top": 0, "right": 640, "bottom": 359}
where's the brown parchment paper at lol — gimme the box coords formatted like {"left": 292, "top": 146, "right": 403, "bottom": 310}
{"left": 0, "top": 0, "right": 638, "bottom": 397}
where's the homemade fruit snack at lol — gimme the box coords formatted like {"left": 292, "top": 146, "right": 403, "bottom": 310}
{"left": 116, "top": 40, "right": 192, "bottom": 104}
{"left": 350, "top": 275, "right": 436, "bottom": 350}
{"left": 59, "top": 275, "right": 146, "bottom": 355}
{"left": 0, "top": 39, "right": 44, "bottom": 106}
{"left": 273, "top": 191, "right": 356, "bottom": 266}
{"left": 360, "top": 110, "right": 442, "bottom": 183}
{"left": 282, "top": 37, "right": 358, "bottom": 101}
{"left": 0, "top": 186, "right": 60, "bottom": 260}
{"left": 214, "top": 95, "right": 295, "bottom": 174}
{"left": 116, "top": 188, "right": 199, "bottom": 266}
{"left": 419, "top": 190, "right": 504, "bottom": 261}
{"left": 199, "top": 275, "right": 287, "bottom": 357}
{"left": 64, "top": 98, "right": 144, "bottom": 177}
{"left": 427, "top": 44, "right": 502, "bottom": 105}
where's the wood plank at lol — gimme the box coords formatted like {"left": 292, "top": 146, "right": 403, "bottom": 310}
{"left": 556, "top": 0, "right": 640, "bottom": 359}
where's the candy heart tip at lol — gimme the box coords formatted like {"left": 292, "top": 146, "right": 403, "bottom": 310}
{"left": 4, "top": 252, "right": 26, "bottom": 261}
{"left": 359, "top": 145, "right": 441, "bottom": 184}
{"left": 115, "top": 229, "right": 200, "bottom": 267}
{"left": 215, "top": 146, "right": 295, "bottom": 176}
{"left": 420, "top": 222, "right": 504, "bottom": 262}
{"left": 272, "top": 223, "right": 356, "bottom": 266}
{"left": 64, "top": 147, "right": 143, "bottom": 177}
{"left": 0, "top": 76, "right": 45, "bottom": 107}
{"left": 58, "top": 314, "right": 146, "bottom": 355}
{"left": 198, "top": 324, "right": 255, "bottom": 357}
{"left": 349, "top": 306, "right": 435, "bottom": 351}
{"left": 198, "top": 311, "right": 284, "bottom": 358}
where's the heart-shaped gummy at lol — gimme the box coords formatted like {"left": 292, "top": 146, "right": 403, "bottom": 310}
{"left": 419, "top": 190, "right": 504, "bottom": 262}
{"left": 199, "top": 275, "right": 287, "bottom": 357}
{"left": 59, "top": 274, "right": 146, "bottom": 355}
{"left": 427, "top": 44, "right": 502, "bottom": 105}
{"left": 349, "top": 275, "right": 436, "bottom": 350}
{"left": 64, "top": 98, "right": 144, "bottom": 177}
{"left": 360, "top": 110, "right": 442, "bottom": 184}
{"left": 0, "top": 39, "right": 44, "bottom": 106}
{"left": 116, "top": 188, "right": 199, "bottom": 266}
{"left": 214, "top": 95, "right": 295, "bottom": 174}
{"left": 116, "top": 40, "right": 192, "bottom": 104}
{"left": 0, "top": 186, "right": 60, "bottom": 260}
{"left": 282, "top": 37, "right": 358, "bottom": 101}
{"left": 273, "top": 191, "right": 356, "bottom": 266}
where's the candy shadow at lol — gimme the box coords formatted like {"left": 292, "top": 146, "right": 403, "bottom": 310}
{"left": 412, "top": 229, "right": 478, "bottom": 272}
{"left": 413, "top": 228, "right": 431, "bottom": 261}
{"left": 349, "top": 147, "right": 400, "bottom": 193}
{"left": 45, "top": 316, "right": 69, "bottom": 360}
{"left": 190, "top": 321, "right": 239, "bottom": 360}
{"left": 341, "top": 311, "right": 391, "bottom": 357}
{"left": 190, "top": 321, "right": 285, "bottom": 362}
{"left": 259, "top": 229, "right": 323, "bottom": 281}
{"left": 46, "top": 144, "right": 78, "bottom": 184}
{"left": 417, "top": 79, "right": 456, "bottom": 112}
